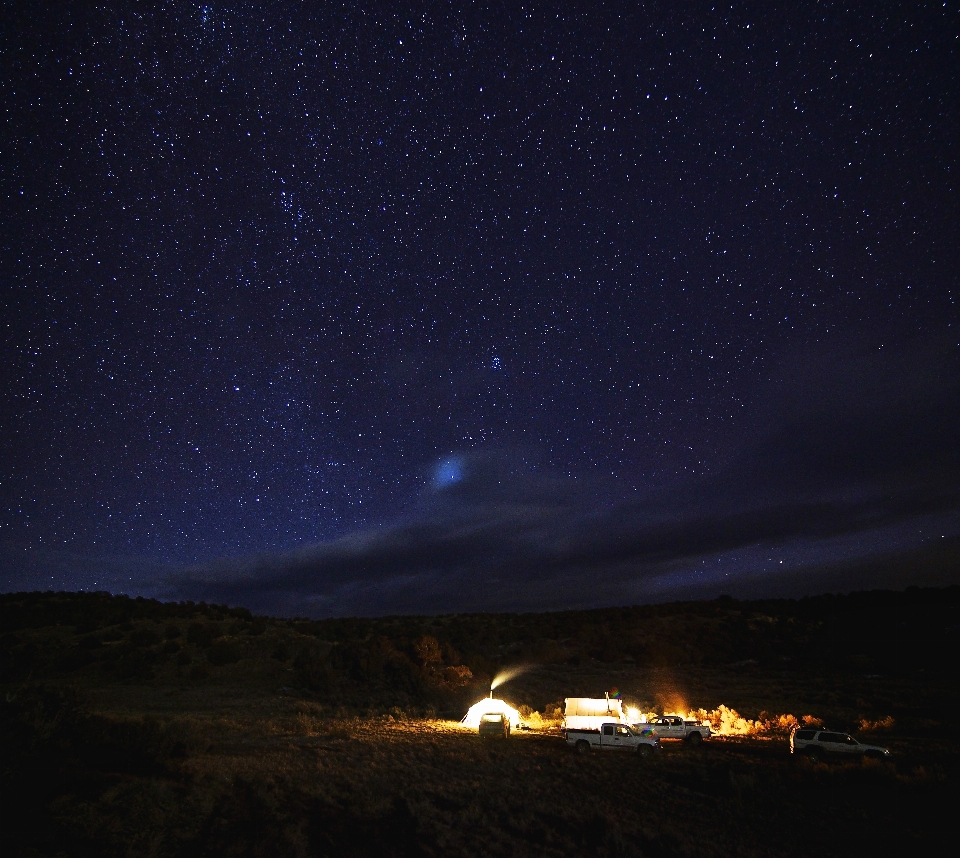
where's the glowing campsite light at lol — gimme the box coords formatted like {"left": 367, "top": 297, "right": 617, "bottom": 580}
{"left": 676, "top": 705, "right": 820, "bottom": 737}
{"left": 461, "top": 698, "right": 521, "bottom": 730}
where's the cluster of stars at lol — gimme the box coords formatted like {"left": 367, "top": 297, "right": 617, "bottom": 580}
{"left": 2, "top": 3, "right": 955, "bottom": 583}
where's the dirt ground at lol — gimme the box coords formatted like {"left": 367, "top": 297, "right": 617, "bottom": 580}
{"left": 3, "top": 672, "right": 952, "bottom": 857}
{"left": 3, "top": 589, "right": 956, "bottom": 855}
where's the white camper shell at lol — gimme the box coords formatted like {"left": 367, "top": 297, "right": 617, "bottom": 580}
{"left": 564, "top": 697, "right": 627, "bottom": 730}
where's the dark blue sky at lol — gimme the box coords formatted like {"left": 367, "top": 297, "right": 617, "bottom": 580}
{"left": 3, "top": 2, "right": 958, "bottom": 616}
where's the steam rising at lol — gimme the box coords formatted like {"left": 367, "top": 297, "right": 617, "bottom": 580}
{"left": 490, "top": 665, "right": 532, "bottom": 691}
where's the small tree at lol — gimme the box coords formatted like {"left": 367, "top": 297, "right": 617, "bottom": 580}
{"left": 440, "top": 664, "right": 473, "bottom": 689}
{"left": 414, "top": 635, "right": 442, "bottom": 667}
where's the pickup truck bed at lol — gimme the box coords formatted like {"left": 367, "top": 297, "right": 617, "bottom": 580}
{"left": 566, "top": 722, "right": 660, "bottom": 756}
{"left": 644, "top": 716, "right": 711, "bottom": 744}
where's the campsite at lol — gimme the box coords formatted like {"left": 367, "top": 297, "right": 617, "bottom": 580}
{"left": 2, "top": 588, "right": 956, "bottom": 856}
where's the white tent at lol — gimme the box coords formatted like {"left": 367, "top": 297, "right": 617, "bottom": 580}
{"left": 461, "top": 698, "right": 521, "bottom": 730}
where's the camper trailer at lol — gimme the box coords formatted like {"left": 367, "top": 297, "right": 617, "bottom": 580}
{"left": 563, "top": 695, "right": 627, "bottom": 730}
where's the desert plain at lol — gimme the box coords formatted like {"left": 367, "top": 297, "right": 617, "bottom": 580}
{"left": 2, "top": 587, "right": 956, "bottom": 856}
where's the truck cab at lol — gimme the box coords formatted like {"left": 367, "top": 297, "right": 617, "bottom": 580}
{"left": 644, "top": 715, "right": 711, "bottom": 744}
{"left": 650, "top": 716, "right": 686, "bottom": 733}
{"left": 565, "top": 722, "right": 660, "bottom": 756}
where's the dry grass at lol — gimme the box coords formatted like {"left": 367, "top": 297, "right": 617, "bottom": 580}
{"left": 2, "top": 589, "right": 957, "bottom": 855}
{"left": 4, "top": 678, "right": 954, "bottom": 857}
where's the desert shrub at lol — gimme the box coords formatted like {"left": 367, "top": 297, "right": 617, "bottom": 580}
{"left": 414, "top": 635, "right": 443, "bottom": 666}
{"left": 0, "top": 638, "right": 39, "bottom": 683}
{"left": 1, "top": 687, "right": 196, "bottom": 772}
{"left": 189, "top": 663, "right": 211, "bottom": 681}
{"left": 162, "top": 639, "right": 181, "bottom": 654}
{"left": 164, "top": 623, "right": 182, "bottom": 639}
{"left": 543, "top": 701, "right": 564, "bottom": 722}
{"left": 441, "top": 664, "right": 474, "bottom": 689}
{"left": 408, "top": 635, "right": 475, "bottom": 694}
{"left": 185, "top": 778, "right": 301, "bottom": 858}
{"left": 57, "top": 647, "right": 97, "bottom": 672}
{"left": 0, "top": 693, "right": 203, "bottom": 855}
{"left": 72, "top": 617, "right": 102, "bottom": 634}
{"left": 187, "top": 621, "right": 221, "bottom": 648}
{"left": 130, "top": 628, "right": 162, "bottom": 647}
{"left": 381, "top": 649, "right": 423, "bottom": 692}
{"left": 77, "top": 634, "right": 103, "bottom": 650}
{"left": 859, "top": 715, "right": 896, "bottom": 732}
{"left": 296, "top": 711, "right": 318, "bottom": 734}
{"left": 73, "top": 714, "right": 193, "bottom": 774}
{"left": 516, "top": 704, "right": 547, "bottom": 727}
{"left": 295, "top": 647, "right": 338, "bottom": 692}
{"left": 208, "top": 639, "right": 243, "bottom": 666}
{"left": 113, "top": 645, "right": 157, "bottom": 681}
{"left": 443, "top": 641, "right": 462, "bottom": 663}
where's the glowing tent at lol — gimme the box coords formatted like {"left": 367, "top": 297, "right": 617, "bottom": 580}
{"left": 461, "top": 698, "right": 521, "bottom": 730}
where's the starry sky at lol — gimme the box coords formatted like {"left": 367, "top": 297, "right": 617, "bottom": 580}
{"left": 3, "top": 2, "right": 958, "bottom": 617}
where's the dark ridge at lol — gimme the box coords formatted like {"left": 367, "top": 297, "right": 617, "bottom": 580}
{"left": 3, "top": 586, "right": 958, "bottom": 687}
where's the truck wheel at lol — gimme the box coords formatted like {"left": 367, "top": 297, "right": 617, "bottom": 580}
{"left": 686, "top": 732, "right": 703, "bottom": 747}
{"left": 576, "top": 740, "right": 591, "bottom": 755}
{"left": 637, "top": 744, "right": 652, "bottom": 758}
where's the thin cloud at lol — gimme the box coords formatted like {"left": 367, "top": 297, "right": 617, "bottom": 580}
{"left": 159, "top": 337, "right": 959, "bottom": 615}
{"left": 9, "top": 338, "right": 956, "bottom": 615}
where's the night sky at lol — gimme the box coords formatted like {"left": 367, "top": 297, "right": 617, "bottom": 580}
{"left": 3, "top": 2, "right": 958, "bottom": 617}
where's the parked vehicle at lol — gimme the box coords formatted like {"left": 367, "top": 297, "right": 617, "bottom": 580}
{"left": 478, "top": 712, "right": 511, "bottom": 739}
{"left": 643, "top": 715, "right": 711, "bottom": 745}
{"left": 565, "top": 722, "right": 661, "bottom": 756}
{"left": 790, "top": 728, "right": 890, "bottom": 760}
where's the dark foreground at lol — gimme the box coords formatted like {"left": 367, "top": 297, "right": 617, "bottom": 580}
{"left": 3, "top": 694, "right": 954, "bottom": 857}
{"left": 2, "top": 589, "right": 956, "bottom": 855}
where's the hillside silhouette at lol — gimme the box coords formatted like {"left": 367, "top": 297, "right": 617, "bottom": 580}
{"left": 1, "top": 586, "right": 956, "bottom": 856}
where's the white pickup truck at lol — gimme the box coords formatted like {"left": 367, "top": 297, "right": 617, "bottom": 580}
{"left": 566, "top": 722, "right": 661, "bottom": 756}
{"left": 643, "top": 715, "right": 712, "bottom": 745}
